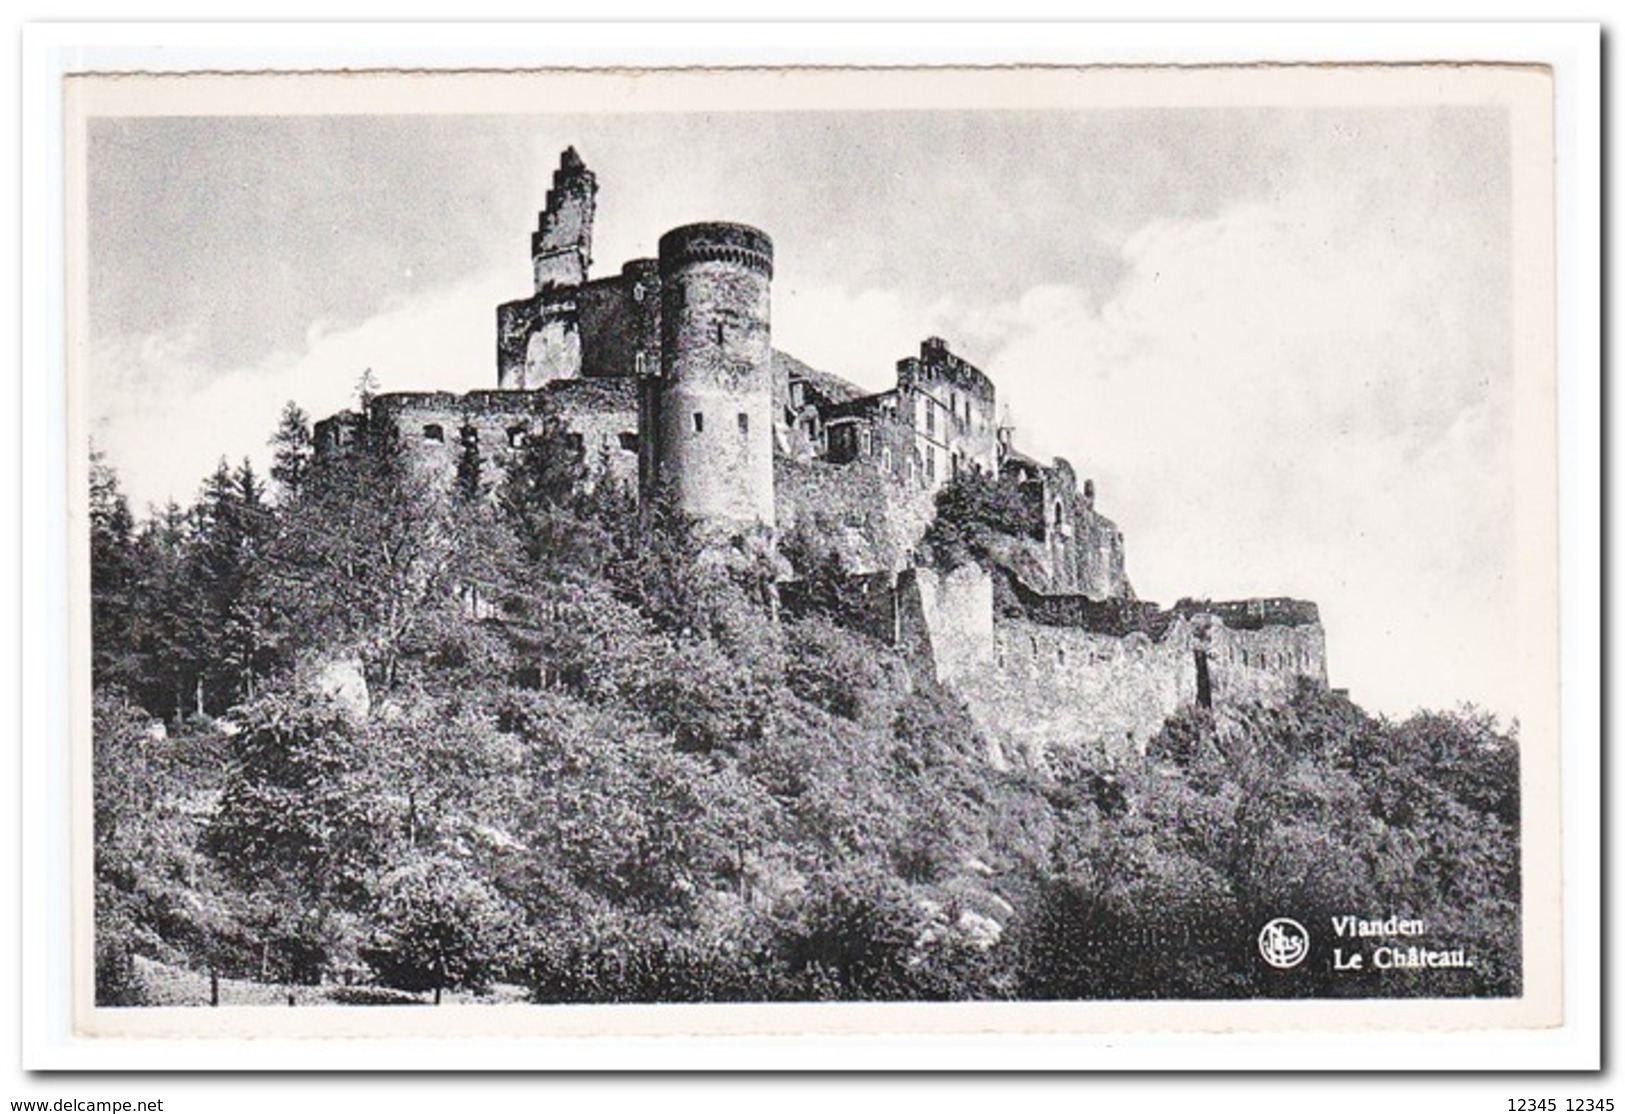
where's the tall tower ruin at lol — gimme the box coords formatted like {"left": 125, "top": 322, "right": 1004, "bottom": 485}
{"left": 644, "top": 222, "right": 776, "bottom": 533}
{"left": 532, "top": 146, "right": 597, "bottom": 292}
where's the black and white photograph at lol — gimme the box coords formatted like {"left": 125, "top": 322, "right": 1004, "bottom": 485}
{"left": 61, "top": 60, "right": 1563, "bottom": 1043}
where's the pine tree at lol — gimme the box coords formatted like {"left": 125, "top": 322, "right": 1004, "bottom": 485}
{"left": 88, "top": 449, "right": 140, "bottom": 692}
{"left": 269, "top": 401, "right": 313, "bottom": 501}
{"left": 455, "top": 420, "right": 483, "bottom": 505}
{"left": 354, "top": 368, "right": 381, "bottom": 411}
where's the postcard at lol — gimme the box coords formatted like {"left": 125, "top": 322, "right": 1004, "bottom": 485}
{"left": 59, "top": 59, "right": 1561, "bottom": 1045}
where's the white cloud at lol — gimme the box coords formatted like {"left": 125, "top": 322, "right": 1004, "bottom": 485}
{"left": 90, "top": 269, "right": 511, "bottom": 513}
{"left": 772, "top": 283, "right": 962, "bottom": 394}
{"left": 963, "top": 189, "right": 1514, "bottom": 721}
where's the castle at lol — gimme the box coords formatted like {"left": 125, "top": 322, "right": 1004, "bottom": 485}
{"left": 315, "top": 148, "right": 1328, "bottom": 767}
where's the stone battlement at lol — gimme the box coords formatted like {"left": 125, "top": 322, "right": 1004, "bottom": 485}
{"left": 658, "top": 222, "right": 774, "bottom": 279}
{"left": 313, "top": 145, "right": 1332, "bottom": 768}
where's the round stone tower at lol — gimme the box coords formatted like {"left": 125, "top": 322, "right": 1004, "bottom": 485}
{"left": 648, "top": 222, "right": 775, "bottom": 532}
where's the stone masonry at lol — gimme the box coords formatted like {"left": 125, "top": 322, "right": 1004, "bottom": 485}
{"left": 313, "top": 147, "right": 1332, "bottom": 766}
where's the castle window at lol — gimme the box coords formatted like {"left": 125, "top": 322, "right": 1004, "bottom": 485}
{"left": 926, "top": 404, "right": 936, "bottom": 437}
{"left": 423, "top": 423, "right": 444, "bottom": 443}
{"left": 566, "top": 432, "right": 584, "bottom": 457}
{"left": 619, "top": 431, "right": 639, "bottom": 452}
{"left": 506, "top": 425, "right": 527, "bottom": 448}
{"left": 715, "top": 322, "right": 725, "bottom": 346}
{"left": 693, "top": 412, "right": 705, "bottom": 434}
{"left": 632, "top": 283, "right": 645, "bottom": 303}
{"left": 1057, "top": 646, "right": 1066, "bottom": 667}
{"left": 1030, "top": 635, "right": 1039, "bottom": 659}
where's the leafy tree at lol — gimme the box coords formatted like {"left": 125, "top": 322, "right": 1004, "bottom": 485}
{"left": 94, "top": 690, "right": 246, "bottom": 1002}
{"left": 919, "top": 471, "right": 1035, "bottom": 571}
{"left": 204, "top": 687, "right": 392, "bottom": 981}
{"left": 364, "top": 854, "right": 519, "bottom": 1003}
{"left": 265, "top": 427, "right": 467, "bottom": 693}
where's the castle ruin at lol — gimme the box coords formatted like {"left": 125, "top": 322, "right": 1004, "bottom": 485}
{"left": 315, "top": 147, "right": 1329, "bottom": 767}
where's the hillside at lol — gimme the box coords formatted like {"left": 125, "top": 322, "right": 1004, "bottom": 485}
{"left": 88, "top": 406, "right": 1522, "bottom": 1005}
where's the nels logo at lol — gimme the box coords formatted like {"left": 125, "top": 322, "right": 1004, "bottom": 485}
{"left": 1257, "top": 917, "right": 1310, "bottom": 969}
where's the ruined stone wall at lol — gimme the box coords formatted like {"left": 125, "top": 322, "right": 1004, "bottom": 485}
{"left": 1001, "top": 457, "right": 1132, "bottom": 600}
{"left": 959, "top": 617, "right": 1200, "bottom": 768}
{"left": 891, "top": 557, "right": 1329, "bottom": 768}
{"left": 650, "top": 223, "right": 776, "bottom": 532}
{"left": 950, "top": 608, "right": 1328, "bottom": 769}
{"left": 578, "top": 262, "right": 661, "bottom": 381}
{"left": 534, "top": 379, "right": 640, "bottom": 489}
{"left": 496, "top": 291, "right": 580, "bottom": 388}
{"left": 363, "top": 383, "right": 638, "bottom": 494}
{"left": 1065, "top": 502, "right": 1130, "bottom": 599}
{"left": 532, "top": 147, "right": 596, "bottom": 292}
{"left": 774, "top": 455, "right": 935, "bottom": 575}
{"left": 895, "top": 564, "right": 995, "bottom": 687}
{"left": 1202, "top": 618, "right": 1328, "bottom": 704}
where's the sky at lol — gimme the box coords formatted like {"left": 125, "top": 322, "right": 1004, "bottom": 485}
{"left": 84, "top": 104, "right": 1520, "bottom": 721}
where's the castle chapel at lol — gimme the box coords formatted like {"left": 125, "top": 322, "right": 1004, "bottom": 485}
{"left": 316, "top": 148, "right": 1329, "bottom": 766}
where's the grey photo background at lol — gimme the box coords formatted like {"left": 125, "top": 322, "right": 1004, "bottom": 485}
{"left": 86, "top": 107, "right": 1514, "bottom": 720}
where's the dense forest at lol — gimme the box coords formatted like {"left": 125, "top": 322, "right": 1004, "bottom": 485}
{"left": 90, "top": 394, "right": 1522, "bottom": 1006}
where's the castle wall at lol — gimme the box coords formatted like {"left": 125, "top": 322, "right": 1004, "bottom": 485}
{"left": 498, "top": 264, "right": 659, "bottom": 390}
{"left": 774, "top": 455, "right": 935, "bottom": 574}
{"left": 896, "top": 565, "right": 995, "bottom": 687}
{"left": 577, "top": 263, "right": 661, "bottom": 381}
{"left": 534, "top": 380, "right": 641, "bottom": 489}
{"left": 960, "top": 617, "right": 1198, "bottom": 767}
{"left": 1203, "top": 618, "right": 1328, "bottom": 704}
{"left": 363, "top": 382, "right": 638, "bottom": 494}
{"left": 523, "top": 303, "right": 581, "bottom": 385}
{"left": 496, "top": 291, "right": 580, "bottom": 387}
{"left": 888, "top": 558, "right": 1329, "bottom": 769}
